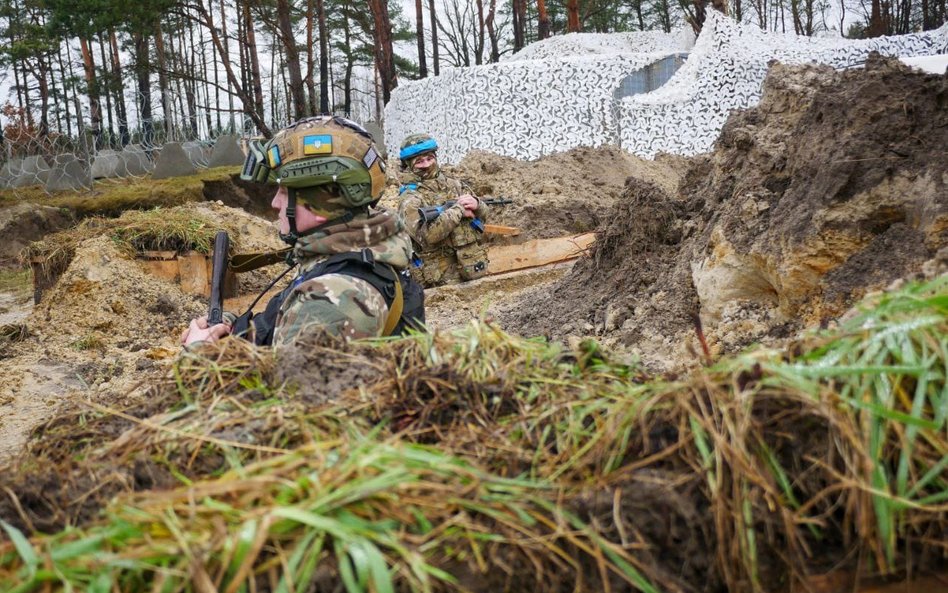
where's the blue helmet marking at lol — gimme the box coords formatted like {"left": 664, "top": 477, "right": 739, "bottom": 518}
{"left": 399, "top": 138, "right": 438, "bottom": 161}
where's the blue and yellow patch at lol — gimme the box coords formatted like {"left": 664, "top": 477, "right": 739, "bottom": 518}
{"left": 267, "top": 145, "right": 282, "bottom": 168}
{"left": 303, "top": 134, "right": 333, "bottom": 155}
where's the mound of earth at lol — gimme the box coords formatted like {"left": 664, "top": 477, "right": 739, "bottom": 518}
{"left": 0, "top": 202, "right": 287, "bottom": 459}
{"left": 0, "top": 203, "right": 74, "bottom": 264}
{"left": 499, "top": 54, "right": 948, "bottom": 370}
{"left": 379, "top": 145, "right": 689, "bottom": 241}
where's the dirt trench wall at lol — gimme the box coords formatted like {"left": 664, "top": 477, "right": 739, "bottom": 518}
{"left": 499, "top": 56, "right": 948, "bottom": 370}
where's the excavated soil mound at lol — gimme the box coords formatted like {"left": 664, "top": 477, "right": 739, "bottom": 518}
{"left": 0, "top": 202, "right": 286, "bottom": 459}
{"left": 455, "top": 146, "right": 688, "bottom": 240}
{"left": 0, "top": 203, "right": 73, "bottom": 264}
{"left": 500, "top": 55, "right": 948, "bottom": 370}
{"left": 380, "top": 145, "right": 688, "bottom": 241}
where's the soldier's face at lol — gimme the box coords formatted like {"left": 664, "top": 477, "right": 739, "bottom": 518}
{"left": 412, "top": 153, "right": 436, "bottom": 172}
{"left": 271, "top": 186, "right": 327, "bottom": 234}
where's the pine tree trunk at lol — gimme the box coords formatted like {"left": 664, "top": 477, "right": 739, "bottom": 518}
{"left": 512, "top": 0, "right": 524, "bottom": 50}
{"left": 219, "top": 0, "right": 235, "bottom": 131}
{"left": 305, "top": 0, "right": 319, "bottom": 114}
{"left": 429, "top": 0, "right": 439, "bottom": 75}
{"left": 566, "top": 0, "right": 580, "bottom": 31}
{"left": 97, "top": 34, "right": 116, "bottom": 146}
{"left": 415, "top": 0, "right": 428, "bottom": 77}
{"left": 133, "top": 32, "right": 154, "bottom": 145}
{"left": 368, "top": 0, "right": 397, "bottom": 104}
{"left": 242, "top": 0, "right": 267, "bottom": 129}
{"left": 342, "top": 4, "right": 354, "bottom": 115}
{"left": 276, "top": 0, "right": 307, "bottom": 119}
{"left": 317, "top": 0, "right": 329, "bottom": 112}
{"left": 109, "top": 29, "right": 130, "bottom": 145}
{"left": 153, "top": 24, "right": 173, "bottom": 138}
{"left": 79, "top": 37, "right": 103, "bottom": 149}
{"left": 475, "top": 0, "right": 485, "bottom": 65}
{"left": 537, "top": 0, "right": 550, "bottom": 39}
{"left": 486, "top": 0, "right": 500, "bottom": 61}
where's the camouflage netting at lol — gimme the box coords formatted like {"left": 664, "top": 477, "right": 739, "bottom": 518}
{"left": 499, "top": 56, "right": 948, "bottom": 372}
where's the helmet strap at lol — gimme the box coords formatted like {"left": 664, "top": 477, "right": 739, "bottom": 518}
{"left": 282, "top": 186, "right": 365, "bottom": 246}
{"left": 279, "top": 186, "right": 301, "bottom": 246}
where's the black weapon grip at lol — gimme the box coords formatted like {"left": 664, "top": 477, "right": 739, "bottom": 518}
{"left": 208, "top": 231, "right": 230, "bottom": 325}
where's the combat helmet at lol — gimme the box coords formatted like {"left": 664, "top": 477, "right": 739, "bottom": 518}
{"left": 399, "top": 133, "right": 438, "bottom": 171}
{"left": 241, "top": 115, "right": 386, "bottom": 243}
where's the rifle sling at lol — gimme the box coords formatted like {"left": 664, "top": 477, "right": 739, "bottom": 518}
{"left": 381, "top": 265, "right": 404, "bottom": 337}
{"left": 230, "top": 249, "right": 293, "bottom": 273}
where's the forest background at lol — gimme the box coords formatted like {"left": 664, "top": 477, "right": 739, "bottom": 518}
{"left": 0, "top": 0, "right": 946, "bottom": 159}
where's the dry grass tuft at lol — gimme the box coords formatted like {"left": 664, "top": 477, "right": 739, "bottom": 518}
{"left": 0, "top": 277, "right": 945, "bottom": 593}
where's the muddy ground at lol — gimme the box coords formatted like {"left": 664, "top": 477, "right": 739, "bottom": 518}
{"left": 1, "top": 55, "right": 946, "bottom": 461}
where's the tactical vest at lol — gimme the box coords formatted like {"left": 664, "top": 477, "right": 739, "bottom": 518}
{"left": 233, "top": 249, "right": 425, "bottom": 346}
{"left": 399, "top": 182, "right": 489, "bottom": 285}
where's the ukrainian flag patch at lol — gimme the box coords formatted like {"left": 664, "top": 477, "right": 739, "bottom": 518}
{"left": 268, "top": 145, "right": 282, "bottom": 168}
{"left": 303, "top": 134, "right": 333, "bottom": 155}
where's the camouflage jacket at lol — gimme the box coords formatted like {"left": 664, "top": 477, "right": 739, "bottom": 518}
{"left": 398, "top": 172, "right": 490, "bottom": 286}
{"left": 272, "top": 208, "right": 414, "bottom": 346}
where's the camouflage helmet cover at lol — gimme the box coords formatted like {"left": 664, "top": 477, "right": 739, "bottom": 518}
{"left": 399, "top": 133, "right": 438, "bottom": 163}
{"left": 241, "top": 115, "right": 386, "bottom": 210}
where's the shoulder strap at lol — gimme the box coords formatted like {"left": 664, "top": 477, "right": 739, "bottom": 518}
{"left": 381, "top": 266, "right": 404, "bottom": 337}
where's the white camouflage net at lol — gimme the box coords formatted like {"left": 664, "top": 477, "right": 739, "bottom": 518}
{"left": 385, "top": 13, "right": 948, "bottom": 163}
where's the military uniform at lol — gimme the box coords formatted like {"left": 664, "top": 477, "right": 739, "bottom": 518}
{"left": 272, "top": 209, "right": 415, "bottom": 345}
{"left": 398, "top": 172, "right": 491, "bottom": 287}
{"left": 228, "top": 115, "right": 424, "bottom": 348}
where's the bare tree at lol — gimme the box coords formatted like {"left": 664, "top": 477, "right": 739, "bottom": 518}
{"left": 438, "top": 0, "right": 474, "bottom": 66}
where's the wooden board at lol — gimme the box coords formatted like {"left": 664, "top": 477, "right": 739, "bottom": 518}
{"left": 178, "top": 252, "right": 210, "bottom": 297}
{"left": 139, "top": 259, "right": 180, "bottom": 284}
{"left": 484, "top": 224, "right": 520, "bottom": 236}
{"left": 487, "top": 233, "right": 596, "bottom": 275}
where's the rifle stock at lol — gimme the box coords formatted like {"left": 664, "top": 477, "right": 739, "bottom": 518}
{"left": 208, "top": 231, "right": 230, "bottom": 325}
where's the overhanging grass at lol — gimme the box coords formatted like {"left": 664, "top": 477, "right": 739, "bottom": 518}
{"left": 0, "top": 276, "right": 945, "bottom": 592}
{"left": 21, "top": 205, "right": 243, "bottom": 282}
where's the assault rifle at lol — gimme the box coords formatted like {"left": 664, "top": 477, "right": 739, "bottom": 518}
{"left": 418, "top": 197, "right": 514, "bottom": 233}
{"left": 207, "top": 230, "right": 229, "bottom": 325}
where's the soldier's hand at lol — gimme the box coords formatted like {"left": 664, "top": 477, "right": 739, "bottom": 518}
{"left": 457, "top": 195, "right": 478, "bottom": 218}
{"left": 181, "top": 315, "right": 232, "bottom": 347}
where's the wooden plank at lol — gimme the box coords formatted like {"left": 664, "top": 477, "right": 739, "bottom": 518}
{"left": 487, "top": 233, "right": 596, "bottom": 275}
{"left": 178, "top": 252, "right": 210, "bottom": 297}
{"left": 138, "top": 259, "right": 180, "bottom": 284}
{"left": 484, "top": 224, "right": 520, "bottom": 236}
